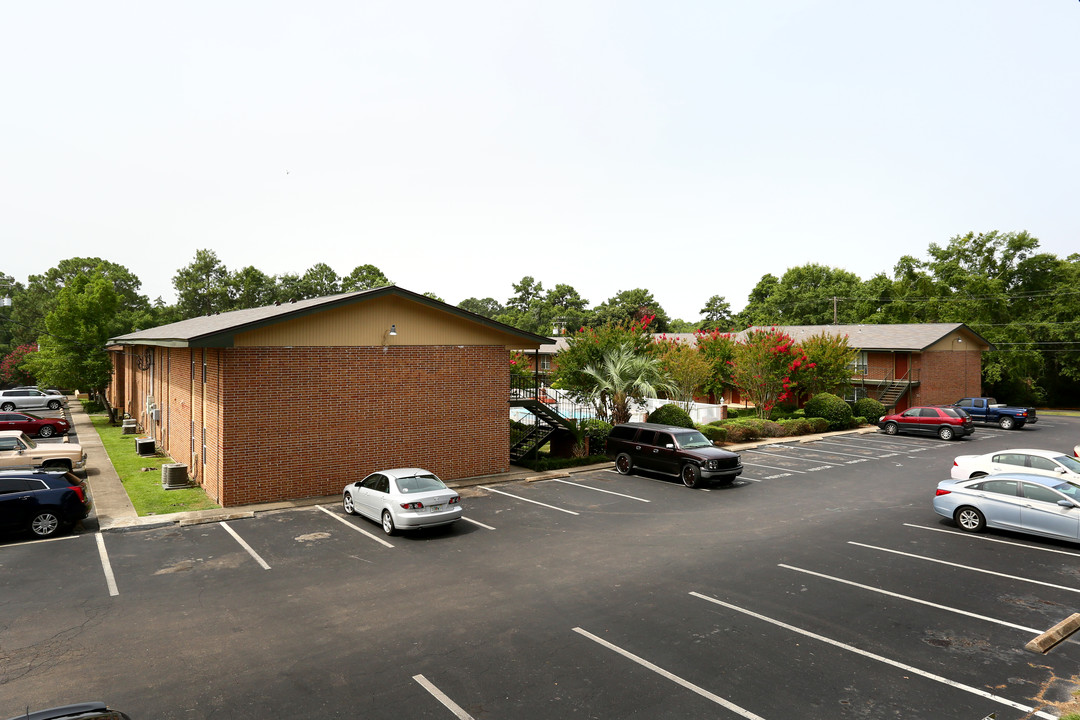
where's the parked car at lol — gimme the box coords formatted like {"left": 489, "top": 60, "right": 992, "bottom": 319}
{"left": 951, "top": 397, "right": 1037, "bottom": 430}
{"left": 342, "top": 468, "right": 462, "bottom": 535}
{"left": 0, "top": 431, "right": 86, "bottom": 473}
{"left": 0, "top": 388, "right": 64, "bottom": 412}
{"left": 0, "top": 411, "right": 70, "bottom": 438}
{"left": 0, "top": 470, "right": 92, "bottom": 538}
{"left": 951, "top": 448, "right": 1080, "bottom": 481}
{"left": 933, "top": 472, "right": 1080, "bottom": 542}
{"left": 3, "top": 702, "right": 129, "bottom": 720}
{"left": 877, "top": 406, "right": 974, "bottom": 440}
{"left": 606, "top": 422, "right": 743, "bottom": 488}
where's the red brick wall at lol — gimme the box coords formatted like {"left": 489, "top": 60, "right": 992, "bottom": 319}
{"left": 911, "top": 349, "right": 982, "bottom": 406}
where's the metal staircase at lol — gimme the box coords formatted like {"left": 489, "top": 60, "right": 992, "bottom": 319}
{"left": 509, "top": 397, "right": 575, "bottom": 462}
{"left": 876, "top": 370, "right": 913, "bottom": 409}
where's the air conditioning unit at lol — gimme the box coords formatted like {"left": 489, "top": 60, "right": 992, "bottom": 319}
{"left": 161, "top": 463, "right": 191, "bottom": 489}
{"left": 121, "top": 419, "right": 138, "bottom": 435}
{"left": 135, "top": 437, "right": 156, "bottom": 456}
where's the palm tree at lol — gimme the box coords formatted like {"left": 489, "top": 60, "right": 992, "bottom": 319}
{"left": 582, "top": 342, "right": 677, "bottom": 425}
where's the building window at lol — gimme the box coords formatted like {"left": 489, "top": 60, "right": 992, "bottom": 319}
{"left": 540, "top": 356, "right": 551, "bottom": 372}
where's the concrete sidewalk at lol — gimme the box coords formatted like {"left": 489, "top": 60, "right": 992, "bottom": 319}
{"left": 70, "top": 399, "right": 877, "bottom": 533}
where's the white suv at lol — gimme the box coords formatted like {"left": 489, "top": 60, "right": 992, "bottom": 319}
{"left": 0, "top": 388, "right": 65, "bottom": 412}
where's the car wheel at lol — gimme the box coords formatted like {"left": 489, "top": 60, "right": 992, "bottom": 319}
{"left": 954, "top": 506, "right": 986, "bottom": 533}
{"left": 998, "top": 416, "right": 1014, "bottom": 430}
{"left": 615, "top": 453, "right": 633, "bottom": 475}
{"left": 0, "top": 402, "right": 13, "bottom": 411}
{"left": 883, "top": 422, "right": 898, "bottom": 436}
{"left": 38, "top": 425, "right": 56, "bottom": 438}
{"left": 47, "top": 399, "right": 61, "bottom": 410}
{"left": 30, "top": 511, "right": 62, "bottom": 538}
{"left": 938, "top": 426, "right": 955, "bottom": 441}
{"left": 342, "top": 493, "right": 356, "bottom": 515}
{"left": 381, "top": 510, "right": 396, "bottom": 536}
{"left": 681, "top": 463, "right": 700, "bottom": 489}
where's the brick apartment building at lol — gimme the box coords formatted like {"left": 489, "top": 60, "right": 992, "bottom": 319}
{"left": 107, "top": 286, "right": 548, "bottom": 506}
{"left": 521, "top": 323, "right": 992, "bottom": 412}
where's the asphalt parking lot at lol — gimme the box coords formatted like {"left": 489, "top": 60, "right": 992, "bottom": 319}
{"left": 3, "top": 416, "right": 1080, "bottom": 719}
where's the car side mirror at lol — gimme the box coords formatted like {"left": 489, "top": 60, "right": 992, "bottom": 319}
{"left": 665, "top": 443, "right": 674, "bottom": 449}
{"left": 1056, "top": 467, "right": 1067, "bottom": 474}
{"left": 1058, "top": 500, "right": 1077, "bottom": 508}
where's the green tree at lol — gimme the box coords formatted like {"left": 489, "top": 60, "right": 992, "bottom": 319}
{"left": 591, "top": 288, "right": 671, "bottom": 332}
{"left": 342, "top": 264, "right": 391, "bottom": 292}
{"left": 694, "top": 329, "right": 737, "bottom": 401}
{"left": 25, "top": 267, "right": 120, "bottom": 392}
{"left": 798, "top": 332, "right": 858, "bottom": 400}
{"left": 228, "top": 266, "right": 278, "bottom": 309}
{"left": 173, "top": 249, "right": 231, "bottom": 318}
{"left": 299, "top": 263, "right": 341, "bottom": 297}
{"left": 459, "top": 297, "right": 505, "bottom": 319}
{"left": 699, "top": 295, "right": 733, "bottom": 330}
{"left": 581, "top": 342, "right": 676, "bottom": 424}
{"left": 652, "top": 338, "right": 711, "bottom": 411}
{"left": 551, "top": 319, "right": 655, "bottom": 414}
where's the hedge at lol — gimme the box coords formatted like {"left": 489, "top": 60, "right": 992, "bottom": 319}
{"left": 646, "top": 403, "right": 696, "bottom": 428}
{"left": 804, "top": 392, "right": 854, "bottom": 431}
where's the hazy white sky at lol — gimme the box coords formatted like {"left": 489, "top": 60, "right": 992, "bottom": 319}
{"left": 3, "top": 1, "right": 1076, "bottom": 319}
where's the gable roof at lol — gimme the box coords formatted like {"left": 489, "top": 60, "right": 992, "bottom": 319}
{"left": 527, "top": 323, "right": 994, "bottom": 354}
{"left": 108, "top": 285, "right": 550, "bottom": 348}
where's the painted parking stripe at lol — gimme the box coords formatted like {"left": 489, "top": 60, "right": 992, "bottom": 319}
{"left": 549, "top": 478, "right": 650, "bottom": 502}
{"left": 848, "top": 542, "right": 1080, "bottom": 594}
{"left": 845, "top": 436, "right": 931, "bottom": 451}
{"left": 413, "top": 674, "right": 475, "bottom": 720}
{"left": 481, "top": 487, "right": 580, "bottom": 515}
{"left": 813, "top": 440, "right": 897, "bottom": 457}
{"left": 903, "top": 523, "right": 1080, "bottom": 558}
{"left": 771, "top": 444, "right": 872, "bottom": 462}
{"left": 573, "top": 627, "right": 766, "bottom": 720}
{"left": 220, "top": 522, "right": 271, "bottom": 570}
{"left": 779, "top": 564, "right": 1046, "bottom": 635}
{"left": 316, "top": 505, "right": 395, "bottom": 548}
{"left": 461, "top": 516, "right": 495, "bottom": 530}
{"left": 740, "top": 461, "right": 805, "bottom": 474}
{"left": 689, "top": 592, "right": 1056, "bottom": 719}
{"left": 745, "top": 449, "right": 832, "bottom": 466}
{"left": 605, "top": 469, "right": 712, "bottom": 490}
{"left": 0, "top": 534, "right": 80, "bottom": 550}
{"left": 95, "top": 533, "right": 119, "bottom": 597}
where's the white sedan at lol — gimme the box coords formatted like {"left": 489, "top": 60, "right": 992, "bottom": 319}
{"left": 951, "top": 448, "right": 1080, "bottom": 481}
{"left": 342, "top": 468, "right": 462, "bottom": 535}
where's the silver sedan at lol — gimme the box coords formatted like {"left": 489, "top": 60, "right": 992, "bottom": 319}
{"left": 933, "top": 472, "right": 1080, "bottom": 542}
{"left": 343, "top": 468, "right": 462, "bottom": 535}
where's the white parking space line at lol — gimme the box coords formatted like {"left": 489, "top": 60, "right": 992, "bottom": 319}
{"left": 413, "top": 674, "right": 475, "bottom": 720}
{"left": 219, "top": 522, "right": 271, "bottom": 569}
{"left": 779, "top": 564, "right": 1045, "bottom": 635}
{"left": 0, "top": 534, "right": 80, "bottom": 550}
{"left": 95, "top": 533, "right": 119, "bottom": 597}
{"left": 745, "top": 449, "right": 832, "bottom": 468}
{"left": 772, "top": 444, "right": 873, "bottom": 462}
{"left": 572, "top": 627, "right": 767, "bottom": 720}
{"left": 848, "top": 542, "right": 1080, "bottom": 594}
{"left": 740, "top": 461, "right": 805, "bottom": 474}
{"left": 813, "top": 440, "right": 897, "bottom": 458}
{"left": 461, "top": 516, "right": 495, "bottom": 530}
{"left": 481, "top": 487, "right": 580, "bottom": 515}
{"left": 844, "top": 436, "right": 931, "bottom": 451}
{"left": 605, "top": 469, "right": 711, "bottom": 490}
{"left": 316, "top": 505, "right": 395, "bottom": 548}
{"left": 549, "top": 478, "right": 651, "bottom": 502}
{"left": 903, "top": 523, "right": 1080, "bottom": 558}
{"left": 690, "top": 592, "right": 1056, "bottom": 719}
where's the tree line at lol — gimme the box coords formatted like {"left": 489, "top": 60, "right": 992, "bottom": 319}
{"left": 1, "top": 231, "right": 1077, "bottom": 404}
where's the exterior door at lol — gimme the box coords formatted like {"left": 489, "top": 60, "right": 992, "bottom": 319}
{"left": 895, "top": 353, "right": 909, "bottom": 380}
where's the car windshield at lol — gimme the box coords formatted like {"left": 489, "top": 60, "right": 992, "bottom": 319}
{"left": 1054, "top": 455, "right": 1080, "bottom": 473}
{"left": 396, "top": 474, "right": 447, "bottom": 493}
{"left": 673, "top": 431, "right": 712, "bottom": 449}
{"left": 1050, "top": 481, "right": 1080, "bottom": 500}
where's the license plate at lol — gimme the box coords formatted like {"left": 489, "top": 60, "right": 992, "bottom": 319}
{"left": 429, "top": 504, "right": 443, "bottom": 512}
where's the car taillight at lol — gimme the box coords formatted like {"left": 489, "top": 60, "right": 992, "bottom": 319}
{"left": 1018, "top": 412, "right": 1027, "bottom": 417}
{"left": 449, "top": 496, "right": 460, "bottom": 504}
{"left": 69, "top": 484, "right": 86, "bottom": 502}
{"left": 952, "top": 460, "right": 958, "bottom": 466}
{"left": 935, "top": 489, "right": 951, "bottom": 496}
{"left": 400, "top": 501, "right": 425, "bottom": 510}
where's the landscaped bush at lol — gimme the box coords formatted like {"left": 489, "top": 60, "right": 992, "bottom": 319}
{"left": 851, "top": 415, "right": 867, "bottom": 428}
{"left": 726, "top": 407, "right": 741, "bottom": 419}
{"left": 722, "top": 418, "right": 784, "bottom": 441}
{"left": 647, "top": 403, "right": 695, "bottom": 428}
{"left": 518, "top": 453, "right": 610, "bottom": 472}
{"left": 723, "top": 422, "right": 761, "bottom": 443}
{"left": 851, "top": 397, "right": 886, "bottom": 425}
{"left": 581, "top": 419, "right": 613, "bottom": 452}
{"left": 804, "top": 392, "right": 854, "bottom": 431}
{"left": 778, "top": 418, "right": 813, "bottom": 436}
{"left": 697, "top": 424, "right": 727, "bottom": 443}
{"left": 809, "top": 417, "right": 829, "bottom": 433}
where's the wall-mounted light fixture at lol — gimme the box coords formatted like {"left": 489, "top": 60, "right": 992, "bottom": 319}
{"left": 389, "top": 324, "right": 397, "bottom": 336}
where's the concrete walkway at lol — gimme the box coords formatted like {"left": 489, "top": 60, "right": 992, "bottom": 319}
{"left": 69, "top": 399, "right": 877, "bottom": 533}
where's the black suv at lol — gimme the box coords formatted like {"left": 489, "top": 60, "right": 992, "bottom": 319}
{"left": 606, "top": 422, "right": 742, "bottom": 488}
{"left": 0, "top": 470, "right": 92, "bottom": 538}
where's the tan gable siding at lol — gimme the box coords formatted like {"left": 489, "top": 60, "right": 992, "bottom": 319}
{"left": 233, "top": 295, "right": 524, "bottom": 348}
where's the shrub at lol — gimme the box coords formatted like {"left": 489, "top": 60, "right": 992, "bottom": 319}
{"left": 723, "top": 418, "right": 784, "bottom": 441}
{"left": 581, "top": 419, "right": 613, "bottom": 452}
{"left": 778, "top": 418, "right": 813, "bottom": 437}
{"left": 804, "top": 392, "right": 853, "bottom": 431}
{"left": 809, "top": 417, "right": 829, "bottom": 433}
{"left": 851, "top": 416, "right": 867, "bottom": 428}
{"left": 646, "top": 403, "right": 695, "bottom": 429}
{"left": 697, "top": 424, "right": 727, "bottom": 443}
{"left": 851, "top": 397, "right": 885, "bottom": 425}
{"left": 726, "top": 407, "right": 741, "bottom": 419}
{"left": 724, "top": 423, "right": 760, "bottom": 443}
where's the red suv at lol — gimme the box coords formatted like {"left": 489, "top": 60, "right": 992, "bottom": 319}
{"left": 878, "top": 406, "right": 974, "bottom": 441}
